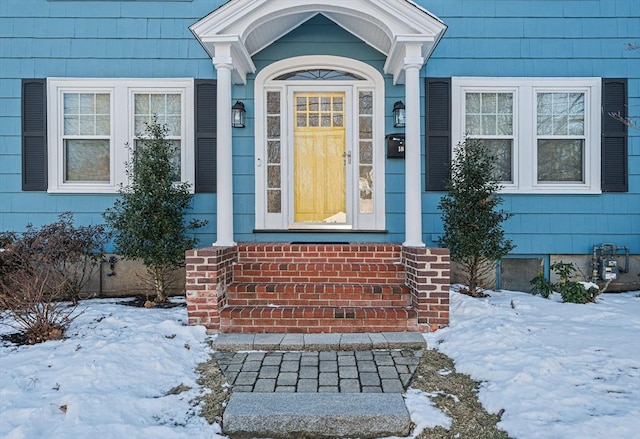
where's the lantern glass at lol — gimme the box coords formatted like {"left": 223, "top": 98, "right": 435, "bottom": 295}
{"left": 393, "top": 101, "right": 405, "bottom": 128}
{"left": 232, "top": 101, "right": 245, "bottom": 128}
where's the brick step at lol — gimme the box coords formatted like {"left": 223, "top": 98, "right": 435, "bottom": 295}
{"left": 233, "top": 262, "right": 405, "bottom": 284}
{"left": 226, "top": 283, "right": 411, "bottom": 307}
{"left": 237, "top": 243, "right": 402, "bottom": 264}
{"left": 219, "top": 306, "right": 419, "bottom": 333}
{"left": 186, "top": 244, "right": 450, "bottom": 333}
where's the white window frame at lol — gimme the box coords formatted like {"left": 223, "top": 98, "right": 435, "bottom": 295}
{"left": 47, "top": 78, "right": 194, "bottom": 193}
{"left": 452, "top": 77, "right": 601, "bottom": 194}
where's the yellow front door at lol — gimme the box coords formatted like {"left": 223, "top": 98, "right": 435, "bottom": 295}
{"left": 293, "top": 92, "right": 346, "bottom": 224}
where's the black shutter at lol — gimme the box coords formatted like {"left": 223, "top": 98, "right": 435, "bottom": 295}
{"left": 425, "top": 78, "right": 451, "bottom": 191}
{"left": 601, "top": 79, "right": 628, "bottom": 192}
{"left": 194, "top": 80, "right": 217, "bottom": 193}
{"left": 22, "top": 79, "right": 47, "bottom": 191}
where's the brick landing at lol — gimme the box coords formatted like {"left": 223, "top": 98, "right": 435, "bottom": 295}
{"left": 186, "top": 243, "right": 450, "bottom": 333}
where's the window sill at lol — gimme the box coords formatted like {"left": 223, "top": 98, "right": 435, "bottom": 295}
{"left": 253, "top": 229, "right": 388, "bottom": 234}
{"left": 500, "top": 188, "right": 602, "bottom": 195}
{"left": 47, "top": 0, "right": 192, "bottom": 2}
{"left": 48, "top": 185, "right": 119, "bottom": 194}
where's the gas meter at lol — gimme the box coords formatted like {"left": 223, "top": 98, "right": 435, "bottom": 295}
{"left": 591, "top": 243, "right": 629, "bottom": 283}
{"left": 597, "top": 257, "right": 618, "bottom": 281}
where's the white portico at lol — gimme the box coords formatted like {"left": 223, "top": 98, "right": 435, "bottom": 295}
{"left": 190, "top": 0, "right": 447, "bottom": 246}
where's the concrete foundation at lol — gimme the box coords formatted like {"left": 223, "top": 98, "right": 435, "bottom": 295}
{"left": 81, "top": 255, "right": 185, "bottom": 298}
{"left": 496, "top": 255, "right": 639, "bottom": 293}
{"left": 549, "top": 254, "right": 640, "bottom": 293}
{"left": 79, "top": 252, "right": 639, "bottom": 299}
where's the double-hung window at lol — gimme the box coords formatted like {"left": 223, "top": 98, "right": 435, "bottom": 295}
{"left": 48, "top": 78, "right": 194, "bottom": 193}
{"left": 452, "top": 77, "right": 601, "bottom": 194}
{"left": 463, "top": 91, "right": 515, "bottom": 184}
{"left": 536, "top": 91, "right": 587, "bottom": 183}
{"left": 62, "top": 92, "right": 112, "bottom": 184}
{"left": 133, "top": 92, "right": 183, "bottom": 182}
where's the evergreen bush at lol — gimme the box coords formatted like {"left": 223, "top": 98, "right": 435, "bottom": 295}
{"left": 530, "top": 261, "right": 600, "bottom": 304}
{"left": 103, "top": 119, "right": 207, "bottom": 302}
{"left": 438, "top": 138, "right": 515, "bottom": 295}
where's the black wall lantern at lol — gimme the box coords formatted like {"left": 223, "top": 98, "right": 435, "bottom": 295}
{"left": 232, "top": 101, "right": 246, "bottom": 128}
{"left": 392, "top": 100, "right": 406, "bottom": 128}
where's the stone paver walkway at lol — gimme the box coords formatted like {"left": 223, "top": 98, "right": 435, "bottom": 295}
{"left": 215, "top": 349, "right": 422, "bottom": 393}
{"left": 213, "top": 333, "right": 427, "bottom": 438}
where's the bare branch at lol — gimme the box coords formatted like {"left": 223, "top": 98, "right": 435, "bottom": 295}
{"left": 609, "top": 111, "right": 639, "bottom": 130}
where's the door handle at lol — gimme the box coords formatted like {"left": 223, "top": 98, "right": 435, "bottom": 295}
{"left": 342, "top": 151, "right": 351, "bottom": 165}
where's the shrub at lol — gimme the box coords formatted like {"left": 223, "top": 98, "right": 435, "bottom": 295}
{"left": 438, "top": 138, "right": 515, "bottom": 295}
{"left": 2, "top": 212, "right": 110, "bottom": 298}
{"left": 0, "top": 231, "right": 16, "bottom": 248}
{"left": 0, "top": 231, "right": 19, "bottom": 286}
{"left": 529, "top": 269, "right": 554, "bottom": 299}
{"left": 0, "top": 213, "right": 108, "bottom": 343}
{"left": 530, "top": 261, "right": 600, "bottom": 304}
{"left": 103, "top": 119, "right": 207, "bottom": 302}
{"left": 0, "top": 263, "right": 80, "bottom": 344}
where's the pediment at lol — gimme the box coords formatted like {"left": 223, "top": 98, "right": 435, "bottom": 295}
{"left": 191, "top": 0, "right": 447, "bottom": 84}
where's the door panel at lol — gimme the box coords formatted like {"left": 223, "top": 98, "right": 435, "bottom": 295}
{"left": 293, "top": 92, "right": 346, "bottom": 224}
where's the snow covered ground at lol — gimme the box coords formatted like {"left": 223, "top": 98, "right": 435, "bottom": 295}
{"left": 0, "top": 298, "right": 226, "bottom": 439}
{"left": 424, "top": 289, "right": 640, "bottom": 439}
{"left": 1, "top": 291, "right": 639, "bottom": 439}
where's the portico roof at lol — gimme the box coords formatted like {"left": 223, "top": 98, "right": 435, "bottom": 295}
{"left": 190, "top": 0, "right": 447, "bottom": 84}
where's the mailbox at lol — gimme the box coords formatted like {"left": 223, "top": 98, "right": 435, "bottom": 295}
{"left": 386, "top": 133, "right": 405, "bottom": 158}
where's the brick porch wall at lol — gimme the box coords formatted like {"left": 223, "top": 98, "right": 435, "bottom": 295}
{"left": 185, "top": 245, "right": 237, "bottom": 330}
{"left": 402, "top": 246, "right": 451, "bottom": 332}
{"left": 186, "top": 244, "right": 451, "bottom": 333}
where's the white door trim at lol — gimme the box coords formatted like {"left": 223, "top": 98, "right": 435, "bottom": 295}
{"left": 255, "top": 56, "right": 386, "bottom": 231}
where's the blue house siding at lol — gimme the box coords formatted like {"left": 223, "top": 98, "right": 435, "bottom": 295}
{"left": 0, "top": 0, "right": 222, "bottom": 247}
{"left": 421, "top": 0, "right": 640, "bottom": 254}
{"left": 0, "top": 0, "right": 638, "bottom": 259}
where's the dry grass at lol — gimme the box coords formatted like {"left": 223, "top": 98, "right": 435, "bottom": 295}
{"left": 194, "top": 347, "right": 512, "bottom": 438}
{"left": 410, "top": 348, "right": 512, "bottom": 439}
{"left": 194, "top": 354, "right": 231, "bottom": 425}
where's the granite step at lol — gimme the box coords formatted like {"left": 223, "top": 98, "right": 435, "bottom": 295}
{"left": 223, "top": 392, "right": 412, "bottom": 439}
{"left": 211, "top": 332, "right": 427, "bottom": 351}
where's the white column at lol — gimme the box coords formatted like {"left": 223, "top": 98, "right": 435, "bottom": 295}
{"left": 213, "top": 53, "right": 236, "bottom": 246}
{"left": 403, "top": 45, "right": 425, "bottom": 247}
